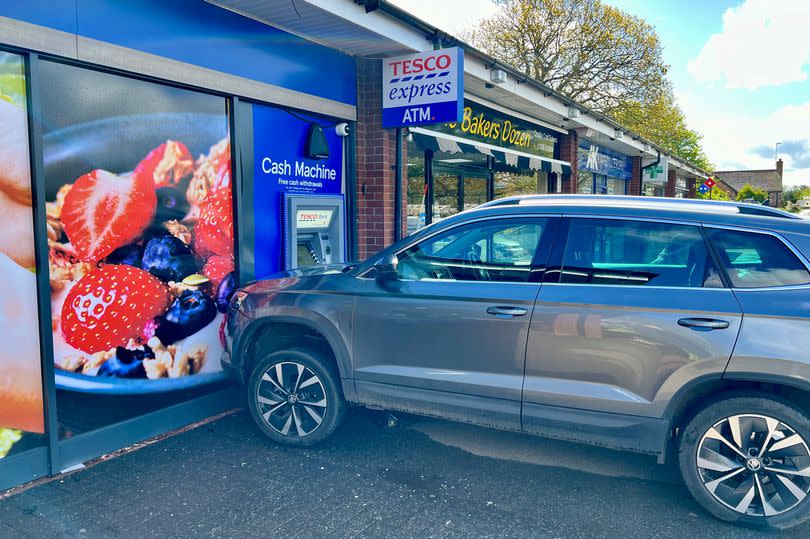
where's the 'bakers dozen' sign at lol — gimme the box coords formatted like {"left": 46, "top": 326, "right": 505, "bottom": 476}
{"left": 382, "top": 47, "right": 464, "bottom": 129}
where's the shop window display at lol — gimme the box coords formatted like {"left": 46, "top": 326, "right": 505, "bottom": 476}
{"left": 0, "top": 52, "right": 44, "bottom": 458}
{"left": 39, "top": 62, "right": 234, "bottom": 437}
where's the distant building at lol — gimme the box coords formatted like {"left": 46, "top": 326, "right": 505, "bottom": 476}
{"left": 714, "top": 159, "right": 784, "bottom": 207}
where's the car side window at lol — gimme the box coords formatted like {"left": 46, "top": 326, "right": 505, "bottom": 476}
{"left": 396, "top": 218, "right": 547, "bottom": 283}
{"left": 707, "top": 228, "right": 810, "bottom": 288}
{"left": 559, "top": 218, "right": 723, "bottom": 288}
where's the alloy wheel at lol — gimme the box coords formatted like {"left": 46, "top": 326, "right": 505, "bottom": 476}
{"left": 255, "top": 361, "right": 328, "bottom": 438}
{"left": 696, "top": 413, "right": 810, "bottom": 517}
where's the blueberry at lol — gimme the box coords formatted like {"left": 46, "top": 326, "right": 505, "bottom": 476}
{"left": 215, "top": 272, "right": 236, "bottom": 313}
{"left": 155, "top": 187, "right": 190, "bottom": 222}
{"left": 97, "top": 346, "right": 153, "bottom": 378}
{"left": 155, "top": 289, "right": 216, "bottom": 344}
{"left": 142, "top": 235, "right": 197, "bottom": 282}
{"left": 106, "top": 242, "right": 143, "bottom": 267}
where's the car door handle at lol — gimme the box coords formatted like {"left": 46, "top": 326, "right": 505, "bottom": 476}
{"left": 486, "top": 306, "right": 528, "bottom": 317}
{"left": 677, "top": 318, "right": 730, "bottom": 331}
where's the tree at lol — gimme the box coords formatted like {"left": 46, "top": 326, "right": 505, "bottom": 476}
{"left": 466, "top": 0, "right": 668, "bottom": 113}
{"left": 696, "top": 186, "right": 730, "bottom": 201}
{"left": 782, "top": 185, "right": 810, "bottom": 206}
{"left": 735, "top": 184, "right": 768, "bottom": 204}
{"left": 466, "top": 0, "right": 713, "bottom": 171}
{"left": 610, "top": 87, "right": 713, "bottom": 171}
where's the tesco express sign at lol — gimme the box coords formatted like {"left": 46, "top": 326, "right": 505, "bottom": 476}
{"left": 382, "top": 47, "right": 464, "bottom": 129}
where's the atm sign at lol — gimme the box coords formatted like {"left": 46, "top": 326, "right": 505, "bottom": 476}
{"left": 382, "top": 47, "right": 464, "bottom": 129}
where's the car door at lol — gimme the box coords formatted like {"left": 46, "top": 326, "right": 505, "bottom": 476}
{"left": 353, "top": 215, "right": 558, "bottom": 430}
{"left": 523, "top": 216, "right": 743, "bottom": 434}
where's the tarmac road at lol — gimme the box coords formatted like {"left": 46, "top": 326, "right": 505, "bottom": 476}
{"left": 1, "top": 408, "right": 806, "bottom": 538}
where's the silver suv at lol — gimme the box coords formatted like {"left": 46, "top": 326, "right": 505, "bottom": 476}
{"left": 223, "top": 196, "right": 810, "bottom": 528}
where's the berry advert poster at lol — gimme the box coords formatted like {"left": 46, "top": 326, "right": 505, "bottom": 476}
{"left": 40, "top": 62, "right": 234, "bottom": 437}
{"left": 0, "top": 52, "right": 44, "bottom": 459}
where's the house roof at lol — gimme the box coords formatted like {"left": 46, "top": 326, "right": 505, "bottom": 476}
{"left": 713, "top": 169, "right": 783, "bottom": 193}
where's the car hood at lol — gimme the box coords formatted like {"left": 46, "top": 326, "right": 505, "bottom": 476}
{"left": 238, "top": 263, "right": 357, "bottom": 296}
{"left": 280, "top": 263, "right": 356, "bottom": 277}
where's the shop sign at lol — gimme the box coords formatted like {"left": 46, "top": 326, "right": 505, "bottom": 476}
{"left": 382, "top": 47, "right": 464, "bottom": 128}
{"left": 577, "top": 143, "right": 632, "bottom": 180}
{"left": 642, "top": 156, "right": 669, "bottom": 183}
{"left": 430, "top": 100, "right": 559, "bottom": 159}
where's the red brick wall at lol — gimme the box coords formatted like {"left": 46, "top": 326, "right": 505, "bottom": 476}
{"left": 665, "top": 169, "right": 676, "bottom": 198}
{"left": 629, "top": 157, "right": 642, "bottom": 196}
{"left": 355, "top": 58, "right": 407, "bottom": 259}
{"left": 559, "top": 130, "right": 578, "bottom": 193}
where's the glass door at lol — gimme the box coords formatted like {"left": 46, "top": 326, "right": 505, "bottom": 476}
{"left": 432, "top": 168, "right": 490, "bottom": 223}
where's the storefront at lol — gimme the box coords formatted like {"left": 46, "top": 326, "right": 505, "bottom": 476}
{"left": 0, "top": 0, "right": 356, "bottom": 489}
{"left": 576, "top": 141, "right": 632, "bottom": 195}
{"left": 405, "top": 99, "right": 571, "bottom": 232}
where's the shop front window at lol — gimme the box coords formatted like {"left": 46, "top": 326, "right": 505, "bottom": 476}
{"left": 607, "top": 177, "right": 627, "bottom": 195}
{"left": 406, "top": 140, "right": 426, "bottom": 234}
{"left": 644, "top": 183, "right": 666, "bottom": 197}
{"left": 595, "top": 174, "right": 608, "bottom": 194}
{"left": 0, "top": 51, "right": 45, "bottom": 460}
{"left": 577, "top": 170, "right": 594, "bottom": 193}
{"left": 39, "top": 61, "right": 233, "bottom": 438}
{"left": 494, "top": 171, "right": 541, "bottom": 199}
{"left": 464, "top": 177, "right": 488, "bottom": 209}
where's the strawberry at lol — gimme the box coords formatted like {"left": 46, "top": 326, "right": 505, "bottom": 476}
{"left": 61, "top": 169, "right": 156, "bottom": 263}
{"left": 61, "top": 265, "right": 171, "bottom": 354}
{"left": 211, "top": 159, "right": 231, "bottom": 192}
{"left": 201, "top": 255, "right": 234, "bottom": 291}
{"left": 134, "top": 140, "right": 194, "bottom": 188}
{"left": 194, "top": 187, "right": 234, "bottom": 257}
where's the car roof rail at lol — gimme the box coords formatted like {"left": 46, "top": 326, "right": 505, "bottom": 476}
{"left": 478, "top": 194, "right": 799, "bottom": 219}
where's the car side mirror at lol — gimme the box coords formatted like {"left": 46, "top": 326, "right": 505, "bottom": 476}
{"left": 374, "top": 254, "right": 399, "bottom": 284}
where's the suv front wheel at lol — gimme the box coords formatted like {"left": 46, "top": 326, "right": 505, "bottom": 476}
{"left": 679, "top": 394, "right": 810, "bottom": 529}
{"left": 247, "top": 347, "right": 346, "bottom": 447}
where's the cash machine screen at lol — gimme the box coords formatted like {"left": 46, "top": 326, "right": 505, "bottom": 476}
{"left": 294, "top": 208, "right": 335, "bottom": 267}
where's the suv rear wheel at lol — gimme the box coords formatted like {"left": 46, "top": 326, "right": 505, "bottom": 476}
{"left": 678, "top": 394, "right": 810, "bottom": 529}
{"left": 247, "top": 347, "right": 346, "bottom": 447}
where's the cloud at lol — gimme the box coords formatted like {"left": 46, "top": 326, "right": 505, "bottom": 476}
{"left": 751, "top": 140, "right": 810, "bottom": 168}
{"left": 687, "top": 0, "right": 810, "bottom": 89}
{"left": 677, "top": 93, "right": 810, "bottom": 186}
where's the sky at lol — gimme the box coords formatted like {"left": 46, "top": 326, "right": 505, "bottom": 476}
{"left": 389, "top": 0, "right": 810, "bottom": 187}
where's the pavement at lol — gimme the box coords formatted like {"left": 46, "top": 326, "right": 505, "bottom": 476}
{"left": 1, "top": 408, "right": 806, "bottom": 538}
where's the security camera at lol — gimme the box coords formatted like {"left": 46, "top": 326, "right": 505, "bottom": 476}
{"left": 335, "top": 123, "right": 351, "bottom": 137}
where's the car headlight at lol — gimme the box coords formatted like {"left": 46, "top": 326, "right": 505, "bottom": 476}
{"left": 231, "top": 290, "right": 249, "bottom": 312}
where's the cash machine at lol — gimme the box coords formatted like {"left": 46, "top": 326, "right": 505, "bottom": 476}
{"left": 283, "top": 193, "right": 346, "bottom": 269}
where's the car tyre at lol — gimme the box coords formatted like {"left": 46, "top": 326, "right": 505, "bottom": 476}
{"left": 247, "top": 347, "right": 346, "bottom": 447}
{"left": 678, "top": 393, "right": 810, "bottom": 529}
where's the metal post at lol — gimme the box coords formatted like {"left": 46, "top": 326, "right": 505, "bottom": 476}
{"left": 487, "top": 155, "right": 495, "bottom": 201}
{"left": 425, "top": 149, "right": 434, "bottom": 225}
{"left": 394, "top": 128, "right": 403, "bottom": 242}
{"left": 346, "top": 122, "right": 358, "bottom": 260}
{"left": 457, "top": 174, "right": 464, "bottom": 212}
{"left": 26, "top": 53, "right": 61, "bottom": 474}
